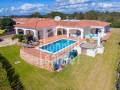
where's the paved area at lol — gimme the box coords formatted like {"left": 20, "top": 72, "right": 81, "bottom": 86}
{"left": 0, "top": 35, "right": 18, "bottom": 47}
{"left": 22, "top": 35, "right": 82, "bottom": 61}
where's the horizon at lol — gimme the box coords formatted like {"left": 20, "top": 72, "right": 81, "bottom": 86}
{"left": 0, "top": 0, "right": 120, "bottom": 16}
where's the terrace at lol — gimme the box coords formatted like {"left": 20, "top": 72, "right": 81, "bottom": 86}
{"left": 20, "top": 35, "right": 83, "bottom": 71}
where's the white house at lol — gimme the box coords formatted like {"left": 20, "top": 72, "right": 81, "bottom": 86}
{"left": 14, "top": 18, "right": 111, "bottom": 41}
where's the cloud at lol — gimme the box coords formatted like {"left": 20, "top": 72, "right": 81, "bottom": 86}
{"left": 56, "top": 0, "right": 89, "bottom": 3}
{"left": 53, "top": 1, "right": 120, "bottom": 13}
{"left": 97, "top": 3, "right": 113, "bottom": 8}
{"left": 0, "top": 3, "right": 45, "bottom": 15}
{"left": 0, "top": 1, "right": 120, "bottom": 15}
{"left": 53, "top": 0, "right": 92, "bottom": 12}
{"left": 0, "top": 8, "right": 4, "bottom": 13}
{"left": 19, "top": 3, "right": 44, "bottom": 11}
{"left": 69, "top": 0, "right": 89, "bottom": 3}
{"left": 94, "top": 2, "right": 120, "bottom": 12}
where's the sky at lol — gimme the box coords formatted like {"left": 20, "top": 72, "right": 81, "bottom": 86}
{"left": 0, "top": 0, "right": 120, "bottom": 16}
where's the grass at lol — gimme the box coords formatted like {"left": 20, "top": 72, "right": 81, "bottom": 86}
{"left": 0, "top": 29, "right": 5, "bottom": 35}
{"left": 0, "top": 63, "right": 11, "bottom": 90}
{"left": 0, "top": 28, "right": 120, "bottom": 90}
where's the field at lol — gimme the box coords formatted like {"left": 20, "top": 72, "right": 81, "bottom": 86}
{"left": 0, "top": 28, "right": 120, "bottom": 90}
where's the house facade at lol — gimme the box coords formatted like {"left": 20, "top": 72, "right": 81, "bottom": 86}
{"left": 14, "top": 18, "right": 110, "bottom": 41}
{"left": 14, "top": 18, "right": 111, "bottom": 71}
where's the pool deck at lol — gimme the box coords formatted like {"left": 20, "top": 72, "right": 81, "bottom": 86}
{"left": 21, "top": 35, "right": 84, "bottom": 61}
{"left": 21, "top": 32, "right": 111, "bottom": 61}
{"left": 20, "top": 33, "right": 111, "bottom": 71}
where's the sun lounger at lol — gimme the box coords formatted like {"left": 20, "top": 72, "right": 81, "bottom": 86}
{"left": 22, "top": 43, "right": 34, "bottom": 48}
{"left": 31, "top": 42, "right": 39, "bottom": 46}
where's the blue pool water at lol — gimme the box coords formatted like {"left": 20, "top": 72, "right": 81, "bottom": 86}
{"left": 40, "top": 39, "right": 76, "bottom": 53}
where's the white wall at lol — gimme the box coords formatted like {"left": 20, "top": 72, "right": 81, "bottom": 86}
{"left": 56, "top": 26, "right": 84, "bottom": 39}
{"left": 42, "top": 28, "right": 55, "bottom": 39}
{"left": 97, "top": 46, "right": 104, "bottom": 54}
{"left": 86, "top": 49, "right": 97, "bottom": 57}
{"left": 15, "top": 27, "right": 56, "bottom": 39}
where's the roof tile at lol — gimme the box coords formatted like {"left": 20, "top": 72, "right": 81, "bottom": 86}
{"left": 14, "top": 18, "right": 110, "bottom": 29}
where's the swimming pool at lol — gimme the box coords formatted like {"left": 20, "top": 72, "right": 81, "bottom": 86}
{"left": 39, "top": 39, "right": 76, "bottom": 53}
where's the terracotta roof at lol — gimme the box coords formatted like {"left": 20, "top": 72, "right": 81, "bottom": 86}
{"left": 56, "top": 20, "right": 110, "bottom": 27}
{"left": 14, "top": 18, "right": 110, "bottom": 29}
{"left": 14, "top": 18, "right": 56, "bottom": 29}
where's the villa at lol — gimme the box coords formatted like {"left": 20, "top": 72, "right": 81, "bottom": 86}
{"left": 14, "top": 18, "right": 111, "bottom": 71}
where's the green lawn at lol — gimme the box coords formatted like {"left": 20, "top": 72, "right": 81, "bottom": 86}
{"left": 0, "top": 28, "right": 120, "bottom": 90}
{"left": 0, "top": 63, "right": 11, "bottom": 90}
{"left": 0, "top": 29, "right": 5, "bottom": 35}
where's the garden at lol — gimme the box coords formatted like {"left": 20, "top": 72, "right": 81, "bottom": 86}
{"left": 0, "top": 28, "right": 120, "bottom": 90}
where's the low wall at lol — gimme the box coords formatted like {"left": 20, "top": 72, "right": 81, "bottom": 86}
{"left": 86, "top": 46, "right": 104, "bottom": 57}
{"left": 97, "top": 47, "right": 104, "bottom": 54}
{"left": 0, "top": 38, "right": 18, "bottom": 47}
{"left": 20, "top": 49, "right": 53, "bottom": 71}
{"left": 86, "top": 49, "right": 97, "bottom": 57}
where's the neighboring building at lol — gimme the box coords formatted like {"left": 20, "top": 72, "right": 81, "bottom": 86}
{"left": 14, "top": 18, "right": 111, "bottom": 71}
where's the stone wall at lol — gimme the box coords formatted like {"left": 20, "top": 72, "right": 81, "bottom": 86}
{"left": 20, "top": 49, "right": 53, "bottom": 71}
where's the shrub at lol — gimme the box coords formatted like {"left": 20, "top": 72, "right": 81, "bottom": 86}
{"left": 12, "top": 35, "right": 27, "bottom": 42}
{"left": 18, "top": 35, "right": 27, "bottom": 42}
{"left": 11, "top": 35, "right": 18, "bottom": 40}
{"left": 0, "top": 29, "right": 5, "bottom": 35}
{"left": 0, "top": 54, "right": 25, "bottom": 90}
{"left": 21, "top": 39, "right": 27, "bottom": 44}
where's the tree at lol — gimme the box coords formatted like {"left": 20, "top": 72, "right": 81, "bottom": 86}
{"left": 45, "top": 11, "right": 66, "bottom": 19}
{"left": 111, "top": 19, "right": 120, "bottom": 28}
{"left": 0, "top": 18, "right": 16, "bottom": 32}
{"left": 72, "top": 12, "right": 84, "bottom": 20}
{"left": 30, "top": 12, "right": 42, "bottom": 18}
{"left": 2, "top": 10, "right": 120, "bottom": 28}
{"left": 0, "top": 18, "right": 2, "bottom": 26}
{"left": 84, "top": 11, "right": 98, "bottom": 20}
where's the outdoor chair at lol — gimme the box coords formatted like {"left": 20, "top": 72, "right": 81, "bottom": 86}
{"left": 30, "top": 41, "right": 39, "bottom": 46}
{"left": 22, "top": 43, "right": 34, "bottom": 48}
